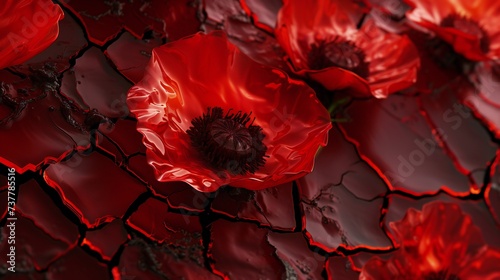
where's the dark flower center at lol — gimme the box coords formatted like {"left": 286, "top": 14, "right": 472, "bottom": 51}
{"left": 186, "top": 107, "right": 267, "bottom": 175}
{"left": 440, "top": 13, "right": 489, "bottom": 53}
{"left": 425, "top": 36, "right": 468, "bottom": 70}
{"left": 425, "top": 271, "right": 460, "bottom": 280}
{"left": 308, "top": 38, "right": 369, "bottom": 79}
{"left": 425, "top": 14, "right": 489, "bottom": 71}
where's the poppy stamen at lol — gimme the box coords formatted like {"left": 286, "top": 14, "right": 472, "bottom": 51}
{"left": 187, "top": 107, "right": 267, "bottom": 175}
{"left": 308, "top": 38, "right": 370, "bottom": 78}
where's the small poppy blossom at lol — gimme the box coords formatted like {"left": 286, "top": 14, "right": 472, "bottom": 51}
{"left": 404, "top": 0, "right": 500, "bottom": 61}
{"left": 127, "top": 31, "right": 332, "bottom": 192}
{"left": 0, "top": 0, "right": 64, "bottom": 69}
{"left": 360, "top": 202, "right": 500, "bottom": 280}
{"left": 275, "top": 0, "right": 420, "bottom": 98}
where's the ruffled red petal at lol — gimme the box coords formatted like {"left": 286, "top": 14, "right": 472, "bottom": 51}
{"left": 276, "top": 0, "right": 364, "bottom": 72}
{"left": 461, "top": 249, "right": 500, "bottom": 279}
{"left": 361, "top": 202, "right": 500, "bottom": 279}
{"left": 294, "top": 66, "right": 372, "bottom": 98}
{"left": 276, "top": 0, "right": 418, "bottom": 97}
{"left": 0, "top": 0, "right": 63, "bottom": 69}
{"left": 418, "top": 22, "right": 489, "bottom": 61}
{"left": 406, "top": 0, "right": 500, "bottom": 25}
{"left": 405, "top": 0, "right": 500, "bottom": 61}
{"left": 291, "top": 20, "right": 420, "bottom": 98}
{"left": 353, "top": 19, "right": 420, "bottom": 97}
{"left": 127, "top": 31, "right": 332, "bottom": 192}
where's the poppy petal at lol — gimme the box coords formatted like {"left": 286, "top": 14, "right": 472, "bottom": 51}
{"left": 127, "top": 31, "right": 332, "bottom": 191}
{"left": 0, "top": 0, "right": 63, "bottom": 69}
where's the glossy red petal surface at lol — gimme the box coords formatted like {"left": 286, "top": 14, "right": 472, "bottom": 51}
{"left": 405, "top": 0, "right": 500, "bottom": 61}
{"left": 0, "top": 0, "right": 63, "bottom": 69}
{"left": 361, "top": 202, "right": 500, "bottom": 279}
{"left": 384, "top": 193, "right": 500, "bottom": 248}
{"left": 355, "top": 19, "right": 420, "bottom": 98}
{"left": 127, "top": 198, "right": 202, "bottom": 244}
{"left": 296, "top": 67, "right": 372, "bottom": 98}
{"left": 391, "top": 203, "right": 484, "bottom": 271}
{"left": 211, "top": 182, "right": 296, "bottom": 231}
{"left": 83, "top": 219, "right": 129, "bottom": 261}
{"left": 268, "top": 232, "right": 326, "bottom": 279}
{"left": 275, "top": 0, "right": 364, "bottom": 71}
{"left": 71, "top": 47, "right": 132, "bottom": 118}
{"left": 275, "top": 0, "right": 371, "bottom": 95}
{"left": 44, "top": 152, "right": 147, "bottom": 228}
{"left": 460, "top": 249, "right": 500, "bottom": 279}
{"left": 60, "top": 0, "right": 200, "bottom": 45}
{"left": 127, "top": 31, "right": 331, "bottom": 191}
{"left": 105, "top": 32, "right": 163, "bottom": 84}
{"left": 276, "top": 0, "right": 418, "bottom": 97}
{"left": 301, "top": 184, "right": 392, "bottom": 252}
{"left": 209, "top": 220, "right": 285, "bottom": 278}
{"left": 2, "top": 0, "right": 500, "bottom": 278}
{"left": 339, "top": 95, "right": 472, "bottom": 195}
{"left": 487, "top": 183, "right": 500, "bottom": 226}
{"left": 46, "top": 247, "right": 109, "bottom": 280}
{"left": 0, "top": 70, "right": 91, "bottom": 173}
{"left": 10, "top": 15, "right": 87, "bottom": 73}
{"left": 417, "top": 22, "right": 489, "bottom": 61}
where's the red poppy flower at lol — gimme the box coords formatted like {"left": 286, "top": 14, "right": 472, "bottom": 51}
{"left": 360, "top": 202, "right": 500, "bottom": 279}
{"left": 127, "top": 31, "right": 332, "bottom": 192}
{"left": 0, "top": 0, "right": 64, "bottom": 69}
{"left": 404, "top": 0, "right": 500, "bottom": 61}
{"left": 275, "top": 0, "right": 420, "bottom": 98}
